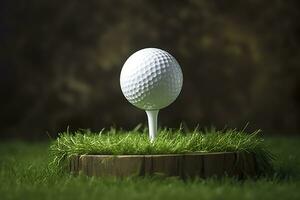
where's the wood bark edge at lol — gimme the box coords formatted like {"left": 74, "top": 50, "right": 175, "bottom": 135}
{"left": 68, "top": 152, "right": 258, "bottom": 178}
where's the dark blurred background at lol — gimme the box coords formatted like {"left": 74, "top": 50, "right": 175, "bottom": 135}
{"left": 1, "top": 0, "right": 299, "bottom": 139}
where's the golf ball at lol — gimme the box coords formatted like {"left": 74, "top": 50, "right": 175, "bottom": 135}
{"left": 120, "top": 48, "right": 183, "bottom": 110}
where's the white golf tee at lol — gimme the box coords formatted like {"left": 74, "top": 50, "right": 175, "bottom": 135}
{"left": 146, "top": 110, "right": 159, "bottom": 142}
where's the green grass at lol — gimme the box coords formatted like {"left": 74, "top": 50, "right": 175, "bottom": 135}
{"left": 49, "top": 128, "right": 274, "bottom": 174}
{"left": 0, "top": 132, "right": 300, "bottom": 200}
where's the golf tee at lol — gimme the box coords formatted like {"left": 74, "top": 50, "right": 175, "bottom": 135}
{"left": 146, "top": 110, "right": 159, "bottom": 142}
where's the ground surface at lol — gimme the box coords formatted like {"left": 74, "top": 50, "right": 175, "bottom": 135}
{"left": 0, "top": 136, "right": 299, "bottom": 200}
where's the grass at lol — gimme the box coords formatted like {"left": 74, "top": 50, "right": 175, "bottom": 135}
{"left": 0, "top": 131, "right": 300, "bottom": 200}
{"left": 49, "top": 128, "right": 274, "bottom": 174}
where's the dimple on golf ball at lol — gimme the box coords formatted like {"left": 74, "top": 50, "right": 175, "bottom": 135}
{"left": 120, "top": 48, "right": 183, "bottom": 110}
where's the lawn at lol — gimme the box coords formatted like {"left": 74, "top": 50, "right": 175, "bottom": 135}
{"left": 0, "top": 132, "right": 299, "bottom": 200}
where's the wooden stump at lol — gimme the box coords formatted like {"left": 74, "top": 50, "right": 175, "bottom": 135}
{"left": 69, "top": 152, "right": 258, "bottom": 178}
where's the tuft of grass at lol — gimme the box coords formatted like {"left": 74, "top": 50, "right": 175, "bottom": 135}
{"left": 49, "top": 128, "right": 274, "bottom": 174}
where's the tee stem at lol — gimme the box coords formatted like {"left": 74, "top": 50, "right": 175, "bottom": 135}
{"left": 146, "top": 110, "right": 159, "bottom": 142}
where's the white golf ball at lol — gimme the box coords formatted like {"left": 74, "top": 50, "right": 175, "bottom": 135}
{"left": 120, "top": 48, "right": 183, "bottom": 110}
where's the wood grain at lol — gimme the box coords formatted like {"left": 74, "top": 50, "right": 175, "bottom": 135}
{"left": 69, "top": 152, "right": 258, "bottom": 178}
